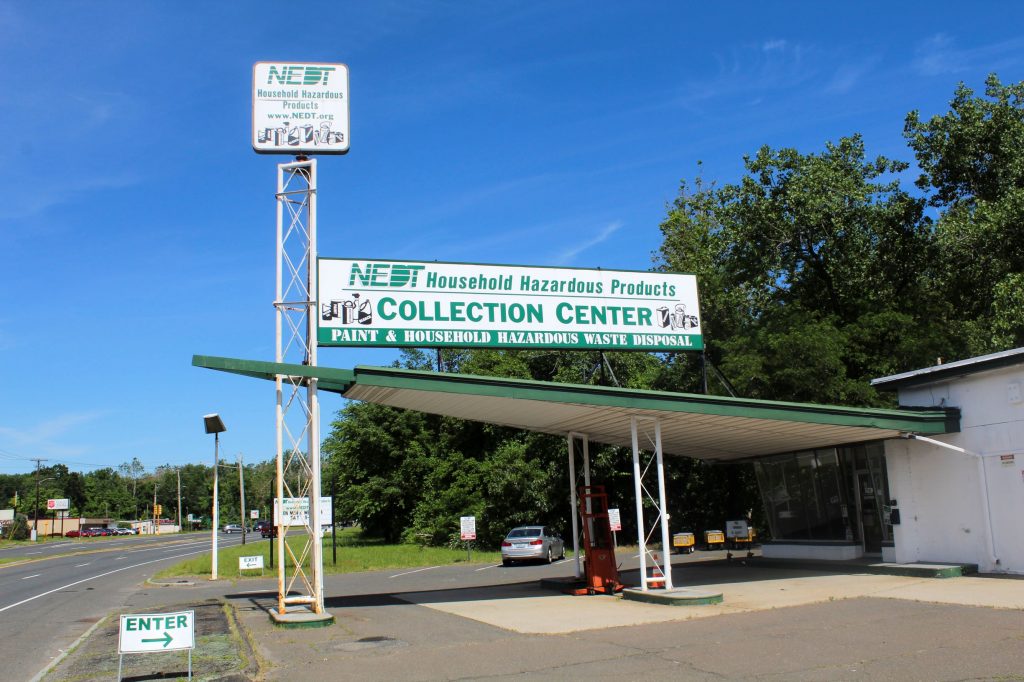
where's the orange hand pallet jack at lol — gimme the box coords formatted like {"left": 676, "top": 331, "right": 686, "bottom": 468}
{"left": 563, "top": 485, "right": 624, "bottom": 595}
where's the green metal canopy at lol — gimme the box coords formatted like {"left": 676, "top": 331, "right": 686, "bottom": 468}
{"left": 193, "top": 354, "right": 958, "bottom": 461}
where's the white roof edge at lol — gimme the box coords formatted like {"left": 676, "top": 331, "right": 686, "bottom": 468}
{"left": 871, "top": 347, "right": 1024, "bottom": 387}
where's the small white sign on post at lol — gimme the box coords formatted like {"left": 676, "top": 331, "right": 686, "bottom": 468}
{"left": 47, "top": 498, "right": 70, "bottom": 511}
{"left": 239, "top": 555, "right": 264, "bottom": 574}
{"left": 118, "top": 610, "right": 195, "bottom": 680}
{"left": 607, "top": 508, "right": 622, "bottom": 532}
{"left": 250, "top": 509, "right": 259, "bottom": 520}
{"left": 460, "top": 516, "right": 477, "bottom": 541}
{"left": 725, "top": 519, "right": 749, "bottom": 539}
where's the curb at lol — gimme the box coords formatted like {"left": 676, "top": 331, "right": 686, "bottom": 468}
{"left": 28, "top": 615, "right": 107, "bottom": 682}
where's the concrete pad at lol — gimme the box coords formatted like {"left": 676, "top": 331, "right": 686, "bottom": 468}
{"left": 868, "top": 574, "right": 1024, "bottom": 609}
{"left": 398, "top": 571, "right": 1024, "bottom": 634}
{"left": 268, "top": 605, "right": 335, "bottom": 628}
{"left": 622, "top": 586, "right": 723, "bottom": 605}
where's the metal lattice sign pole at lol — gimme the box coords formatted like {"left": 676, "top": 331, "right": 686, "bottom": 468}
{"left": 256, "top": 59, "right": 348, "bottom": 623}
{"left": 274, "top": 158, "right": 325, "bottom": 615}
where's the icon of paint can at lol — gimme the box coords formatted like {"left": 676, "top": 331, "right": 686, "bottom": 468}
{"left": 656, "top": 307, "right": 671, "bottom": 328}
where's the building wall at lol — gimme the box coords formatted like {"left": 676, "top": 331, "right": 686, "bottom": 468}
{"left": 885, "top": 365, "right": 1024, "bottom": 574}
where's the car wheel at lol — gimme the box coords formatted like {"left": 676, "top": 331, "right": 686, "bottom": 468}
{"left": 546, "top": 548, "right": 552, "bottom": 564}
{"left": 502, "top": 559, "right": 511, "bottom": 567}
{"left": 558, "top": 545, "right": 565, "bottom": 561}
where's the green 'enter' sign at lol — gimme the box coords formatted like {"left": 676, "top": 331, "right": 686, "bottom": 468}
{"left": 118, "top": 610, "right": 195, "bottom": 653}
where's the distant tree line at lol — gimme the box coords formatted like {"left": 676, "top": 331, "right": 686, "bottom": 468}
{"left": 324, "top": 74, "right": 1024, "bottom": 548}
{"left": 0, "top": 457, "right": 289, "bottom": 532}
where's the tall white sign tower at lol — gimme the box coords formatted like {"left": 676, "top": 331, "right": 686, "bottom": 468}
{"left": 253, "top": 61, "right": 349, "bottom": 623}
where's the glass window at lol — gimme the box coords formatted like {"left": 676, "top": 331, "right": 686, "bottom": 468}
{"left": 754, "top": 448, "right": 855, "bottom": 541}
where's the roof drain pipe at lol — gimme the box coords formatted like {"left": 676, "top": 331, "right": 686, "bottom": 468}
{"left": 900, "top": 433, "right": 999, "bottom": 569}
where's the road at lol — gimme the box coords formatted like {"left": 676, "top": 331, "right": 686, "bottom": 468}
{"left": 0, "top": 532, "right": 252, "bottom": 682}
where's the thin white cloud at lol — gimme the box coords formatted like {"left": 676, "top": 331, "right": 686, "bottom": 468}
{"left": 0, "top": 172, "right": 140, "bottom": 221}
{"left": 0, "top": 410, "right": 108, "bottom": 458}
{"left": 913, "top": 33, "right": 1024, "bottom": 77}
{"left": 913, "top": 34, "right": 964, "bottom": 76}
{"left": 674, "top": 41, "right": 819, "bottom": 107}
{"left": 554, "top": 221, "right": 624, "bottom": 265}
{"left": 825, "top": 55, "right": 882, "bottom": 94}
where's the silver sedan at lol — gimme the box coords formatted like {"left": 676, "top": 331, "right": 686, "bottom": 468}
{"left": 501, "top": 526, "right": 565, "bottom": 566}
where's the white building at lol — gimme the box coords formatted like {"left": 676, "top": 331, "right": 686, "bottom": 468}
{"left": 872, "top": 347, "right": 1024, "bottom": 574}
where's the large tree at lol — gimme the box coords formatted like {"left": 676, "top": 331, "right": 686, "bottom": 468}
{"left": 657, "top": 135, "right": 946, "bottom": 405}
{"left": 905, "top": 74, "right": 1024, "bottom": 353}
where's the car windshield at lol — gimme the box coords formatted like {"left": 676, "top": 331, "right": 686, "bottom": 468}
{"left": 507, "top": 528, "right": 542, "bottom": 539}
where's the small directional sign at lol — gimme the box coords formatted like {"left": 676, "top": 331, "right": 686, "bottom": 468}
{"left": 119, "top": 610, "right": 195, "bottom": 653}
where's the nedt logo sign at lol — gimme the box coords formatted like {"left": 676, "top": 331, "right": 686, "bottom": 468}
{"left": 348, "top": 263, "right": 426, "bottom": 288}
{"left": 266, "top": 65, "right": 336, "bottom": 86}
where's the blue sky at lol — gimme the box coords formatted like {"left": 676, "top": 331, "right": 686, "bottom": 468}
{"left": 2, "top": 1, "right": 1022, "bottom": 474}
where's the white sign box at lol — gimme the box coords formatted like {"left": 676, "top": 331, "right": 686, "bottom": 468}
{"left": 239, "top": 555, "right": 264, "bottom": 571}
{"left": 47, "top": 498, "right": 70, "bottom": 511}
{"left": 253, "top": 62, "right": 349, "bottom": 155}
{"left": 318, "top": 259, "right": 703, "bottom": 352}
{"left": 273, "top": 497, "right": 332, "bottom": 527}
{"left": 119, "top": 610, "right": 195, "bottom": 653}
{"left": 460, "top": 516, "right": 476, "bottom": 541}
{"left": 607, "top": 508, "right": 622, "bottom": 532}
{"left": 725, "top": 520, "right": 749, "bottom": 539}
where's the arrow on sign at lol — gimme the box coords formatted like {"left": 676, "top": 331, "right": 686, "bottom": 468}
{"left": 142, "top": 632, "right": 173, "bottom": 648}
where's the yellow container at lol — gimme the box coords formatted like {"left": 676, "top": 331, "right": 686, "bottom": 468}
{"left": 704, "top": 530, "right": 725, "bottom": 548}
{"left": 672, "top": 532, "right": 696, "bottom": 554}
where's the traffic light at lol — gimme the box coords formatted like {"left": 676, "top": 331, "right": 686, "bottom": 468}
{"left": 154, "top": 504, "right": 163, "bottom": 517}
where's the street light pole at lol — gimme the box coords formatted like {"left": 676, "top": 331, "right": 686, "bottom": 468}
{"left": 31, "top": 458, "right": 47, "bottom": 541}
{"left": 204, "top": 414, "right": 227, "bottom": 580}
{"left": 177, "top": 468, "right": 183, "bottom": 533}
{"left": 238, "top": 452, "right": 247, "bottom": 546}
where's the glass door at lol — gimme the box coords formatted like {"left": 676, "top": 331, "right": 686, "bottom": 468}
{"left": 855, "top": 470, "right": 883, "bottom": 554}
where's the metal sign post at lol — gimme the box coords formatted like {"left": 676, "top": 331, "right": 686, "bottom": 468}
{"left": 460, "top": 516, "right": 476, "bottom": 563}
{"left": 274, "top": 157, "right": 326, "bottom": 616}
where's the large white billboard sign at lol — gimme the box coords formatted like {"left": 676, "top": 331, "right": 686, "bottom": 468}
{"left": 273, "top": 496, "right": 332, "bottom": 527}
{"left": 317, "top": 259, "right": 702, "bottom": 351}
{"left": 253, "top": 62, "right": 349, "bottom": 155}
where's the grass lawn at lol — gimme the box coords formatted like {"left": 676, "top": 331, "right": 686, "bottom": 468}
{"left": 0, "top": 534, "right": 72, "bottom": 548}
{"left": 155, "top": 527, "right": 503, "bottom": 579}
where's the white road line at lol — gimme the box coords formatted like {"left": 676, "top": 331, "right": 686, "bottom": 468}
{"left": 21, "top": 574, "right": 41, "bottom": 580}
{"left": 26, "top": 552, "right": 42, "bottom": 555}
{"left": 389, "top": 566, "right": 440, "bottom": 578}
{"left": 475, "top": 564, "right": 499, "bottom": 571}
{"left": 0, "top": 545, "right": 218, "bottom": 614}
{"left": 74, "top": 563, "right": 91, "bottom": 568}
{"left": 115, "top": 556, "right": 126, "bottom": 560}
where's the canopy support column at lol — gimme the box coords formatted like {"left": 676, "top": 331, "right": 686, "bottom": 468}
{"left": 630, "top": 415, "right": 673, "bottom": 591}
{"left": 567, "top": 432, "right": 591, "bottom": 578}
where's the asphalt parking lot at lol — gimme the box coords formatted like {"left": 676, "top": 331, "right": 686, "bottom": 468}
{"left": 46, "top": 551, "right": 1024, "bottom": 681}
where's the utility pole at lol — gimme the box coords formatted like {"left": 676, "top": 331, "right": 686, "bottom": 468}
{"left": 152, "top": 481, "right": 158, "bottom": 535}
{"left": 238, "top": 452, "right": 247, "bottom": 546}
{"left": 31, "top": 458, "right": 47, "bottom": 542}
{"left": 177, "top": 468, "right": 183, "bottom": 533}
